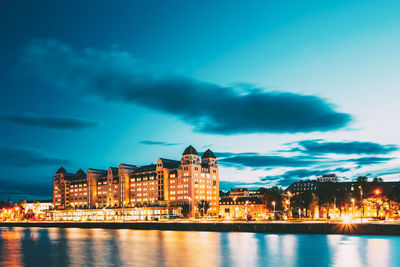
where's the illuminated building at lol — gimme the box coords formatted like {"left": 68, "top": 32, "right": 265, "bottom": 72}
{"left": 219, "top": 197, "right": 266, "bottom": 219}
{"left": 229, "top": 188, "right": 249, "bottom": 197}
{"left": 53, "top": 145, "right": 219, "bottom": 216}
{"left": 317, "top": 174, "right": 338, "bottom": 183}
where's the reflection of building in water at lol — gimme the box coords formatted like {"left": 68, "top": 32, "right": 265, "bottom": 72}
{"left": 53, "top": 145, "right": 219, "bottom": 217}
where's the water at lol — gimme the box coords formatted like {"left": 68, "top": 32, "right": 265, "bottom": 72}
{"left": 1, "top": 227, "right": 400, "bottom": 267}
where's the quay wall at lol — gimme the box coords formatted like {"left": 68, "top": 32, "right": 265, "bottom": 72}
{"left": 1, "top": 222, "right": 400, "bottom": 236}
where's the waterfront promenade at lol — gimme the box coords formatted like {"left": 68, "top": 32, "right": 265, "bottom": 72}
{"left": 2, "top": 221, "right": 400, "bottom": 236}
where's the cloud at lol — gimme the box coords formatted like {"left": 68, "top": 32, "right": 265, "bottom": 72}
{"left": 345, "top": 157, "right": 394, "bottom": 167}
{"left": 140, "top": 140, "right": 181, "bottom": 146}
{"left": 219, "top": 180, "right": 270, "bottom": 191}
{"left": 0, "top": 145, "right": 70, "bottom": 167}
{"left": 219, "top": 155, "right": 319, "bottom": 168}
{"left": 19, "top": 39, "right": 351, "bottom": 134}
{"left": 0, "top": 179, "right": 52, "bottom": 200}
{"left": 2, "top": 112, "right": 97, "bottom": 130}
{"left": 262, "top": 167, "right": 351, "bottom": 187}
{"left": 292, "top": 140, "right": 397, "bottom": 155}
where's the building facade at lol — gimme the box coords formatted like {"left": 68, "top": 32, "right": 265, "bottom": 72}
{"left": 53, "top": 145, "right": 219, "bottom": 216}
{"left": 219, "top": 197, "right": 266, "bottom": 219}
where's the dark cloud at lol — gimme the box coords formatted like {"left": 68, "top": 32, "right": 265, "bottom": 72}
{"left": 213, "top": 152, "right": 258, "bottom": 158}
{"left": 0, "top": 179, "right": 52, "bottom": 200}
{"left": 291, "top": 140, "right": 397, "bottom": 155}
{"left": 140, "top": 140, "right": 181, "bottom": 146}
{"left": 19, "top": 39, "right": 351, "bottom": 134}
{"left": 262, "top": 167, "right": 351, "bottom": 187}
{"left": 345, "top": 157, "right": 394, "bottom": 166}
{"left": 219, "top": 180, "right": 270, "bottom": 191}
{"left": 2, "top": 112, "right": 97, "bottom": 130}
{"left": 219, "top": 155, "right": 319, "bottom": 168}
{"left": 0, "top": 145, "right": 70, "bottom": 167}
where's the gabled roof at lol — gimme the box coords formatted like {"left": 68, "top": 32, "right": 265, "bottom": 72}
{"left": 183, "top": 145, "right": 198, "bottom": 156}
{"left": 108, "top": 167, "right": 119, "bottom": 175}
{"left": 56, "top": 167, "right": 66, "bottom": 174}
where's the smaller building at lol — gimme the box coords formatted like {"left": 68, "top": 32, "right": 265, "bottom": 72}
{"left": 229, "top": 188, "right": 249, "bottom": 198}
{"left": 317, "top": 174, "right": 338, "bottom": 183}
{"left": 286, "top": 180, "right": 319, "bottom": 194}
{"left": 25, "top": 201, "right": 53, "bottom": 212}
{"left": 219, "top": 197, "right": 266, "bottom": 220}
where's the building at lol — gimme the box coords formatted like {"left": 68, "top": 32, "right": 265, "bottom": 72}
{"left": 286, "top": 180, "right": 319, "bottom": 194}
{"left": 229, "top": 188, "right": 249, "bottom": 198}
{"left": 317, "top": 174, "right": 338, "bottom": 183}
{"left": 53, "top": 145, "right": 220, "bottom": 216}
{"left": 219, "top": 197, "right": 267, "bottom": 219}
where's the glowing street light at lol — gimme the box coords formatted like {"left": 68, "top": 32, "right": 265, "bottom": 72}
{"left": 287, "top": 191, "right": 292, "bottom": 219}
{"left": 272, "top": 201, "right": 276, "bottom": 215}
{"left": 351, "top": 198, "right": 355, "bottom": 216}
{"left": 374, "top": 189, "right": 382, "bottom": 217}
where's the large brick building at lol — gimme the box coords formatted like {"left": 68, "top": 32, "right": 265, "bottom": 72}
{"left": 53, "top": 145, "right": 219, "bottom": 216}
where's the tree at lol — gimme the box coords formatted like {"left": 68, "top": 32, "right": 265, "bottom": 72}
{"left": 180, "top": 203, "right": 190, "bottom": 216}
{"left": 316, "top": 182, "right": 337, "bottom": 218}
{"left": 18, "top": 200, "right": 27, "bottom": 210}
{"left": 197, "top": 200, "right": 210, "bottom": 217}
{"left": 291, "top": 191, "right": 314, "bottom": 217}
{"left": 262, "top": 186, "right": 284, "bottom": 211}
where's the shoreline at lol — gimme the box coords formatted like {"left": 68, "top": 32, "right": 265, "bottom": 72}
{"left": 1, "top": 221, "right": 400, "bottom": 236}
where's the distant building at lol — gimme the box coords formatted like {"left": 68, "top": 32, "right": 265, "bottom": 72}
{"left": 317, "top": 174, "right": 338, "bottom": 183}
{"left": 286, "top": 180, "right": 319, "bottom": 194}
{"left": 229, "top": 188, "right": 249, "bottom": 198}
{"left": 25, "top": 201, "right": 53, "bottom": 212}
{"left": 53, "top": 146, "right": 220, "bottom": 216}
{"left": 219, "top": 197, "right": 266, "bottom": 219}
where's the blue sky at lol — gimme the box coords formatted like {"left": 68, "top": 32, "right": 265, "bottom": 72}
{"left": 1, "top": 0, "right": 399, "bottom": 200}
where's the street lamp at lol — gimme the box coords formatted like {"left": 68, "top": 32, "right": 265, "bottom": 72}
{"left": 272, "top": 201, "right": 276, "bottom": 216}
{"left": 351, "top": 198, "right": 355, "bottom": 216}
{"left": 287, "top": 191, "right": 292, "bottom": 219}
{"left": 374, "top": 189, "right": 381, "bottom": 217}
{"left": 359, "top": 185, "right": 364, "bottom": 222}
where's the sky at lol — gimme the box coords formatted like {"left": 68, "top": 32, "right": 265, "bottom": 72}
{"left": 1, "top": 0, "right": 400, "bottom": 201}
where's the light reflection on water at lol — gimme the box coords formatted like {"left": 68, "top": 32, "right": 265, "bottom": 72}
{"left": 0, "top": 227, "right": 400, "bottom": 267}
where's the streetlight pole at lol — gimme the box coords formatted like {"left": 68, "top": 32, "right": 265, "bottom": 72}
{"left": 287, "top": 191, "right": 292, "bottom": 219}
{"left": 375, "top": 189, "right": 381, "bottom": 217}
{"left": 359, "top": 185, "right": 363, "bottom": 222}
{"left": 351, "top": 198, "right": 355, "bottom": 217}
{"left": 272, "top": 201, "right": 276, "bottom": 216}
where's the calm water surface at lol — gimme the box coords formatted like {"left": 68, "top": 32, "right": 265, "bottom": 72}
{"left": 1, "top": 227, "right": 400, "bottom": 267}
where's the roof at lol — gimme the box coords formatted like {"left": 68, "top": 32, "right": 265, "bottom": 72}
{"left": 76, "top": 169, "right": 86, "bottom": 177}
{"left": 135, "top": 164, "right": 156, "bottom": 172}
{"left": 108, "top": 167, "right": 119, "bottom": 175}
{"left": 87, "top": 168, "right": 107, "bottom": 174}
{"left": 56, "top": 167, "right": 66, "bottom": 174}
{"left": 160, "top": 158, "right": 180, "bottom": 169}
{"left": 119, "top": 163, "right": 139, "bottom": 170}
{"left": 201, "top": 149, "right": 216, "bottom": 159}
{"left": 183, "top": 145, "right": 198, "bottom": 156}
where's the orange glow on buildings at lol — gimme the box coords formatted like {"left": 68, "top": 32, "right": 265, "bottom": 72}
{"left": 53, "top": 145, "right": 219, "bottom": 216}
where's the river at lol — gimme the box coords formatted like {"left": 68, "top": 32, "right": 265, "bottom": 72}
{"left": 0, "top": 227, "right": 399, "bottom": 266}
